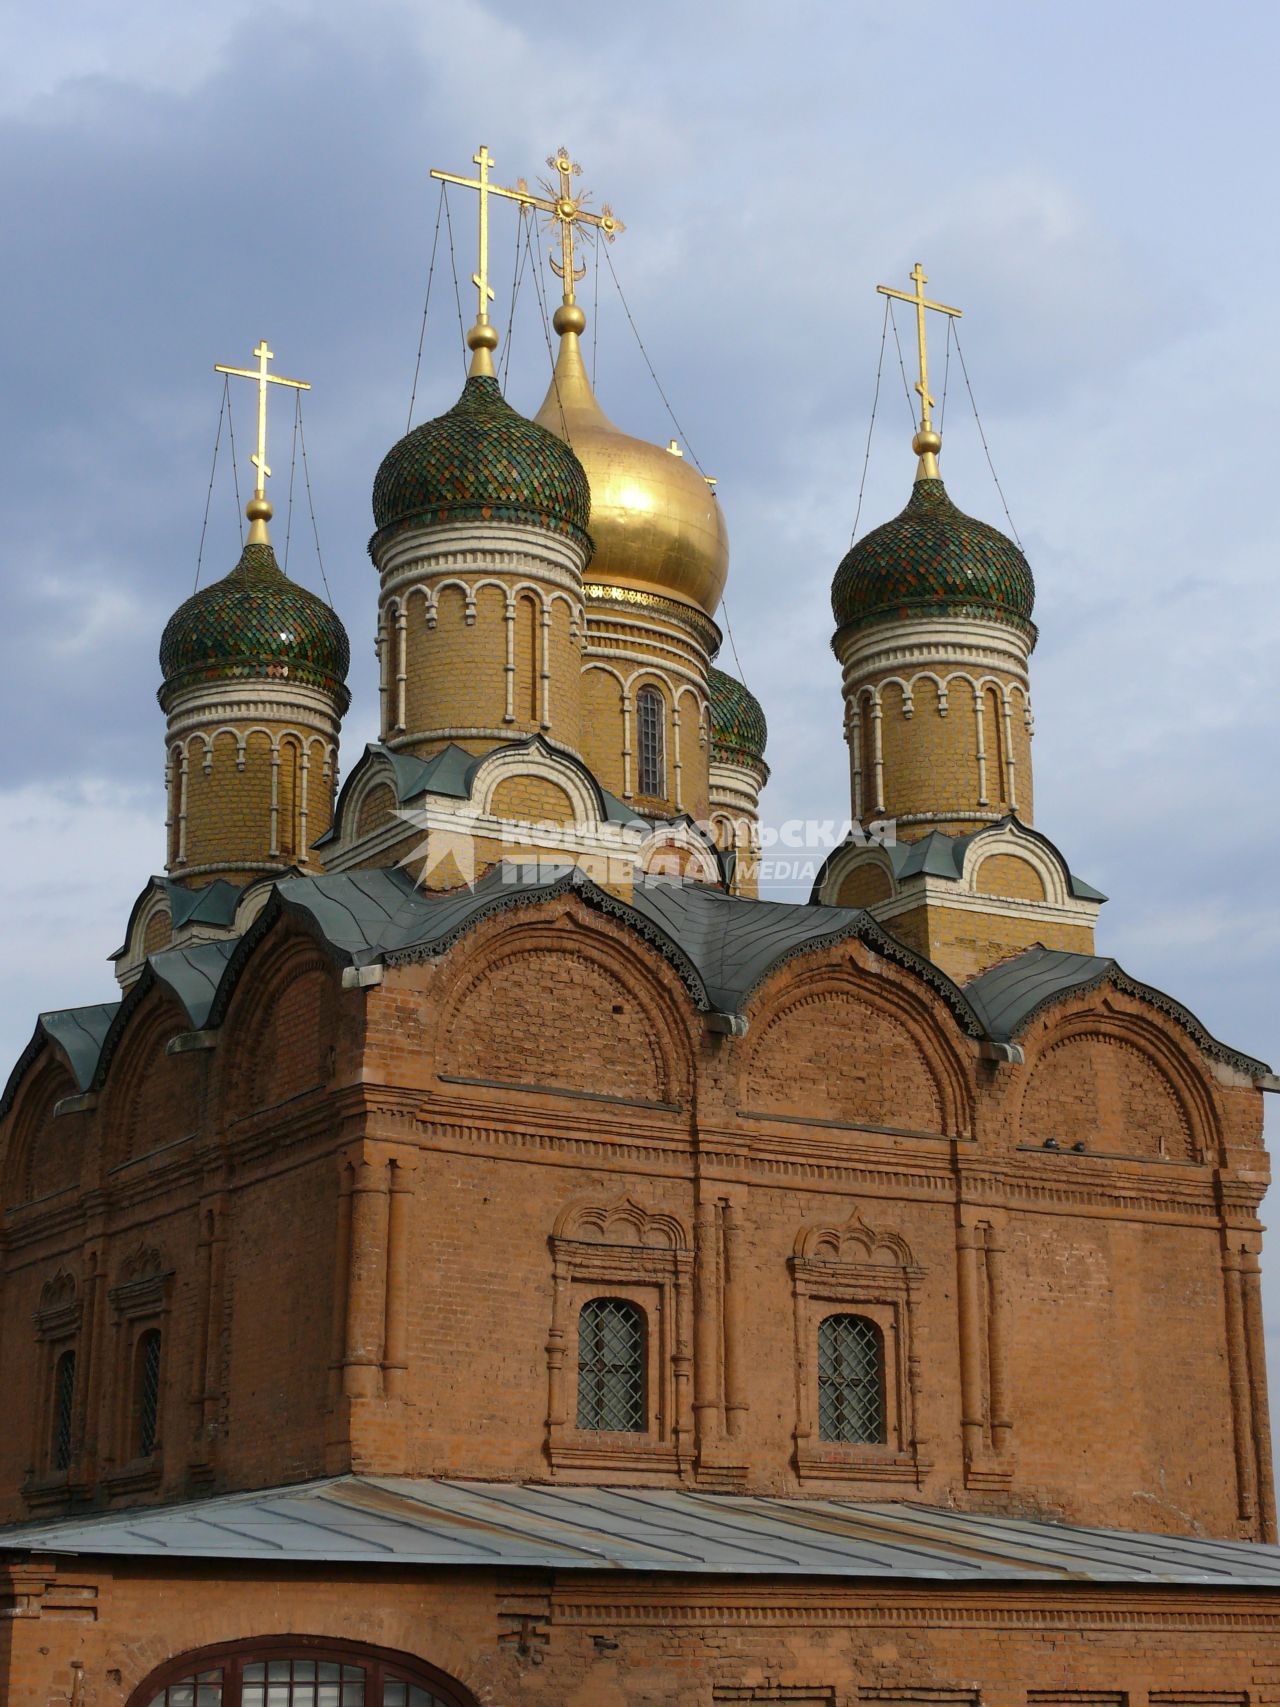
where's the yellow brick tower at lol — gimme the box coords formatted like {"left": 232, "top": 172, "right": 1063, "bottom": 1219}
{"left": 157, "top": 343, "right": 350, "bottom": 891}
{"left": 817, "top": 267, "right": 1102, "bottom": 980}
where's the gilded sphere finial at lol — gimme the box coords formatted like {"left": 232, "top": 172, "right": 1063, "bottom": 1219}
{"left": 466, "top": 320, "right": 499, "bottom": 352}
{"left": 553, "top": 302, "right": 587, "bottom": 336}
{"left": 912, "top": 428, "right": 942, "bottom": 457}
{"left": 245, "top": 495, "right": 273, "bottom": 523}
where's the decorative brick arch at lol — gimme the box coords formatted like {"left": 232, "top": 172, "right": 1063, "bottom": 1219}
{"left": 218, "top": 931, "right": 336, "bottom": 1120}
{"left": 1, "top": 1050, "right": 80, "bottom": 1204}
{"left": 124, "top": 1637, "right": 479, "bottom": 1707}
{"left": 740, "top": 953, "right": 973, "bottom": 1137}
{"left": 98, "top": 988, "right": 205, "bottom": 1173}
{"left": 432, "top": 901, "right": 696, "bottom": 1106}
{"left": 1016, "top": 1006, "right": 1217, "bottom": 1163}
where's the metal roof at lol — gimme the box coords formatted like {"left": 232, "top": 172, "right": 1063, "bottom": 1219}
{"left": 150, "top": 939, "right": 239, "bottom": 1031}
{"left": 965, "top": 944, "right": 1268, "bottom": 1071}
{"left": 3, "top": 1477, "right": 1280, "bottom": 1586}
{"left": 38, "top": 1003, "right": 119, "bottom": 1091}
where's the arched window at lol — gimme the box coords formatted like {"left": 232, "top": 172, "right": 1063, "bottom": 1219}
{"left": 577, "top": 1297, "right": 646, "bottom": 1432}
{"left": 52, "top": 1348, "right": 76, "bottom": 1471}
{"left": 278, "top": 737, "right": 302, "bottom": 861}
{"left": 817, "top": 1313, "right": 884, "bottom": 1444}
{"left": 635, "top": 686, "right": 666, "bottom": 798}
{"left": 130, "top": 1640, "right": 475, "bottom": 1707}
{"left": 984, "top": 684, "right": 1007, "bottom": 806}
{"left": 134, "top": 1328, "right": 163, "bottom": 1458}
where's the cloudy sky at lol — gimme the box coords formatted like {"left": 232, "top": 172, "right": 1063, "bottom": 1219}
{"left": 3, "top": 1, "right": 1279, "bottom": 1395}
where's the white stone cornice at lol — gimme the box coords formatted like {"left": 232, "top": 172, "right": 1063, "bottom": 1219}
{"left": 375, "top": 518, "right": 588, "bottom": 587}
{"left": 163, "top": 679, "right": 344, "bottom": 741}
{"left": 836, "top": 613, "right": 1032, "bottom": 685}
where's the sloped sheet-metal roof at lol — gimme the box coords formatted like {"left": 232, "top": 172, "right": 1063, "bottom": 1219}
{"left": 4, "top": 1477, "right": 1280, "bottom": 1586}
{"left": 965, "top": 944, "right": 1269, "bottom": 1073}
{"left": 149, "top": 939, "right": 239, "bottom": 1031}
{"left": 38, "top": 1003, "right": 119, "bottom": 1091}
{"left": 270, "top": 863, "right": 979, "bottom": 1029}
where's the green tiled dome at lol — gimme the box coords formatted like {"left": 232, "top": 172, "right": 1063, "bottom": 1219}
{"left": 709, "top": 667, "right": 768, "bottom": 770}
{"left": 832, "top": 479, "right": 1035, "bottom": 637}
{"left": 371, "top": 375, "right": 592, "bottom": 552}
{"left": 159, "top": 543, "right": 350, "bottom": 706}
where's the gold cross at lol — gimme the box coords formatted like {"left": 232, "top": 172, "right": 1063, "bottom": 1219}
{"left": 434, "top": 143, "right": 623, "bottom": 309}
{"left": 525, "top": 146, "right": 625, "bottom": 305}
{"left": 877, "top": 263, "right": 961, "bottom": 440}
{"left": 430, "top": 144, "right": 501, "bottom": 331}
{"left": 214, "top": 340, "right": 310, "bottom": 505}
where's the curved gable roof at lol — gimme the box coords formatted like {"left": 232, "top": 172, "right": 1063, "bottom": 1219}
{"left": 965, "top": 945, "right": 1268, "bottom": 1075}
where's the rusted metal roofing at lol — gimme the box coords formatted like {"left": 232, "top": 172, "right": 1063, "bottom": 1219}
{"left": 4, "top": 1478, "right": 1280, "bottom": 1586}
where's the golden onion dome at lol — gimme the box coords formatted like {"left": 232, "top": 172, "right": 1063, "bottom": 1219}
{"left": 533, "top": 306, "right": 728, "bottom": 618}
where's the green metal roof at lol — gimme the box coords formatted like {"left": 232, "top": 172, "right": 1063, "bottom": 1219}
{"left": 964, "top": 944, "right": 1267, "bottom": 1072}
{"left": 832, "top": 478, "right": 1036, "bottom": 638}
{"left": 159, "top": 543, "right": 350, "bottom": 705}
{"left": 371, "top": 375, "right": 592, "bottom": 554}
{"left": 708, "top": 666, "right": 768, "bottom": 771}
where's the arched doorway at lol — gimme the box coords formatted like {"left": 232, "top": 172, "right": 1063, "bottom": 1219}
{"left": 128, "top": 1638, "right": 476, "bottom": 1707}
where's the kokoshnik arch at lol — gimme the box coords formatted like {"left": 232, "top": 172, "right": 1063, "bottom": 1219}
{"left": 2, "top": 142, "right": 1279, "bottom": 1706}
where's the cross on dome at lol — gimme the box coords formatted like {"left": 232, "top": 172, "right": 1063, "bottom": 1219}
{"left": 877, "top": 263, "right": 961, "bottom": 479}
{"left": 214, "top": 340, "right": 311, "bottom": 543}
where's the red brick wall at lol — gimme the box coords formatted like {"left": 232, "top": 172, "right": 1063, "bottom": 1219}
{"left": 0, "top": 896, "right": 1269, "bottom": 1542}
{"left": 4, "top": 1559, "right": 1280, "bottom": 1707}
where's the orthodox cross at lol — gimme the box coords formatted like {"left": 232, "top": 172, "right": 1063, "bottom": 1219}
{"left": 522, "top": 146, "right": 625, "bottom": 305}
{"left": 433, "top": 143, "right": 623, "bottom": 313}
{"left": 876, "top": 263, "right": 961, "bottom": 440}
{"left": 215, "top": 340, "right": 310, "bottom": 503}
{"left": 430, "top": 144, "right": 501, "bottom": 329}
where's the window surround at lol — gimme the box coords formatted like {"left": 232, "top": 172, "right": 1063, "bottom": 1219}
{"left": 103, "top": 1243, "right": 174, "bottom": 1496}
{"left": 126, "top": 1636, "right": 476, "bottom": 1707}
{"left": 790, "top": 1210, "right": 928, "bottom": 1484}
{"left": 635, "top": 684, "right": 667, "bottom": 800}
{"left": 546, "top": 1194, "right": 693, "bottom": 1475}
{"left": 24, "top": 1268, "right": 86, "bottom": 1507}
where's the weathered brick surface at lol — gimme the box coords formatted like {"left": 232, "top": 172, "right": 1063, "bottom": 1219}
{"left": 0, "top": 892, "right": 1273, "bottom": 1697}
{"left": 2, "top": 1561, "right": 1279, "bottom": 1707}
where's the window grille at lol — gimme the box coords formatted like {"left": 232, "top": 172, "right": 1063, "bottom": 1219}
{"left": 241, "top": 1660, "right": 368, "bottom": 1707}
{"left": 148, "top": 1671, "right": 224, "bottom": 1707}
{"left": 636, "top": 687, "right": 665, "bottom": 798}
{"left": 138, "top": 1648, "right": 463, "bottom": 1707}
{"left": 577, "top": 1297, "right": 646, "bottom": 1432}
{"left": 136, "top": 1328, "right": 163, "bottom": 1457}
{"left": 817, "top": 1314, "right": 884, "bottom": 1443}
{"left": 52, "top": 1348, "right": 76, "bottom": 1471}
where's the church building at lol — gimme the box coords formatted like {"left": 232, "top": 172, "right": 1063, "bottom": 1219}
{"left": 3, "top": 145, "right": 1280, "bottom": 1705}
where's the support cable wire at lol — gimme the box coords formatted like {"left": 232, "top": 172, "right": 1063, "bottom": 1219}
{"left": 225, "top": 384, "right": 245, "bottom": 549}
{"left": 499, "top": 205, "right": 530, "bottom": 393}
{"left": 850, "top": 297, "right": 891, "bottom": 546}
{"left": 886, "top": 301, "right": 918, "bottom": 430}
{"left": 282, "top": 389, "right": 301, "bottom": 573}
{"left": 194, "top": 378, "right": 230, "bottom": 591}
{"left": 720, "top": 597, "right": 749, "bottom": 688}
{"left": 406, "top": 183, "right": 447, "bottom": 431}
{"left": 952, "top": 323, "right": 1022, "bottom": 549}
{"left": 601, "top": 243, "right": 707, "bottom": 476}
{"left": 591, "top": 227, "right": 600, "bottom": 388}
{"left": 440, "top": 185, "right": 469, "bottom": 380}
{"left": 526, "top": 214, "right": 565, "bottom": 435}
{"left": 295, "top": 396, "right": 335, "bottom": 604}
{"left": 939, "top": 314, "right": 953, "bottom": 436}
